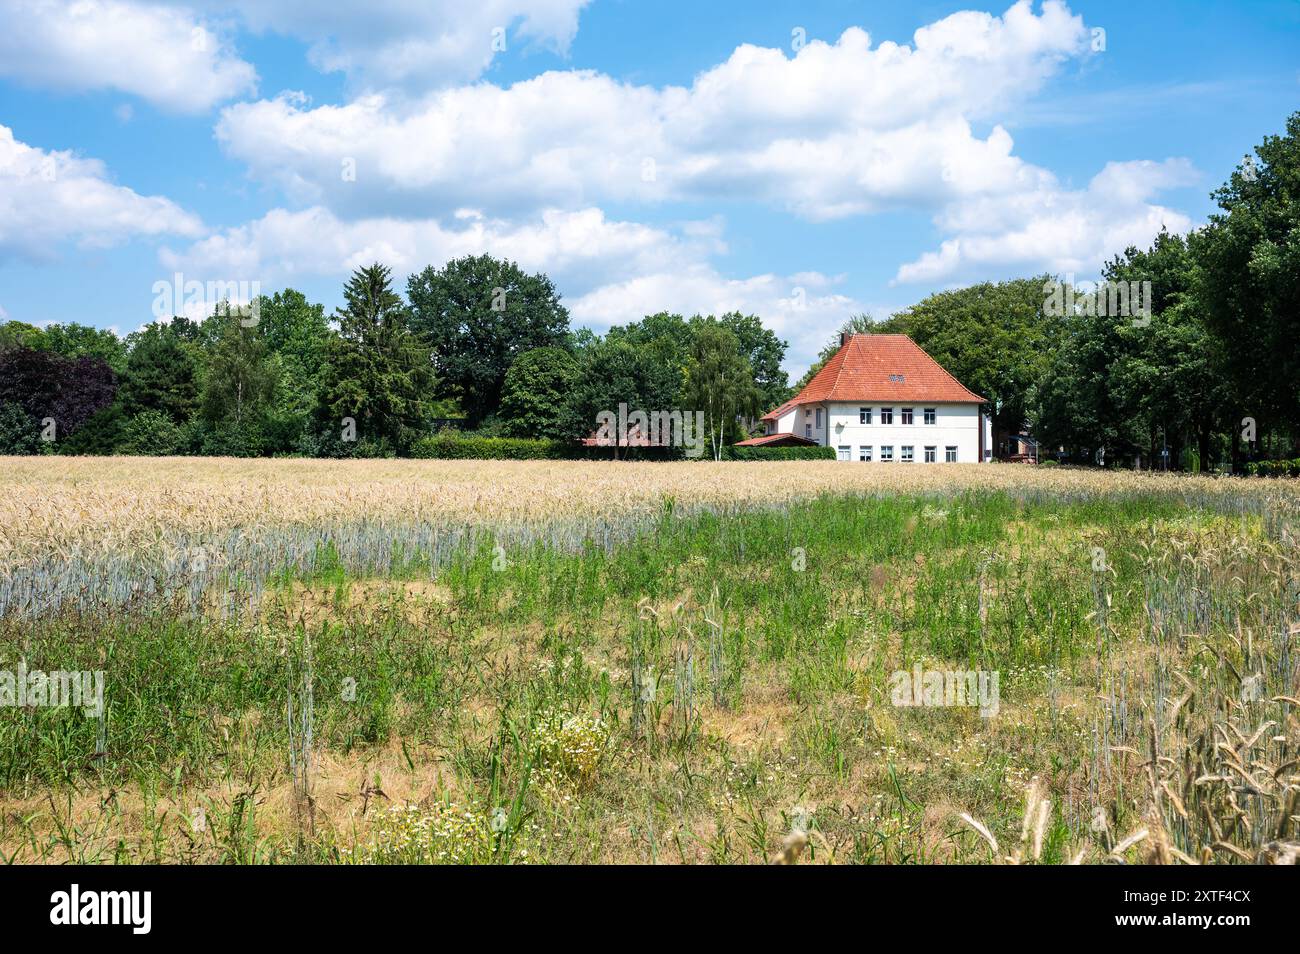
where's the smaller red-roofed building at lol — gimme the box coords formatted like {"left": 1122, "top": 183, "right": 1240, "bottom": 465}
{"left": 733, "top": 433, "right": 820, "bottom": 448}
{"left": 758, "top": 334, "right": 992, "bottom": 463}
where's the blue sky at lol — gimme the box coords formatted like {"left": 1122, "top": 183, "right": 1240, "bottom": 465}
{"left": 0, "top": 0, "right": 1296, "bottom": 376}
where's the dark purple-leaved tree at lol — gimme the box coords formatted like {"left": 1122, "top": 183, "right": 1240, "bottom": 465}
{"left": 0, "top": 347, "right": 118, "bottom": 440}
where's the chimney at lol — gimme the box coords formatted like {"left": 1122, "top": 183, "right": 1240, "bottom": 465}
{"left": 840, "top": 331, "right": 851, "bottom": 347}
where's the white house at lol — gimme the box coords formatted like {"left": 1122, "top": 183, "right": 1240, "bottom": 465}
{"left": 750, "top": 333, "right": 992, "bottom": 462}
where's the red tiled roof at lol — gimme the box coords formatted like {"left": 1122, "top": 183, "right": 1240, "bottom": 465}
{"left": 733, "top": 433, "right": 819, "bottom": 447}
{"left": 764, "top": 334, "right": 984, "bottom": 418}
{"left": 760, "top": 398, "right": 800, "bottom": 423}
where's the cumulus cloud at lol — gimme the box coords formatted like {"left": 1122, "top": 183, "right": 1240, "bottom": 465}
{"left": 214, "top": 1, "right": 1091, "bottom": 219}
{"left": 202, "top": 1, "right": 1192, "bottom": 296}
{"left": 0, "top": 0, "right": 590, "bottom": 107}
{"left": 158, "top": 205, "right": 722, "bottom": 292}
{"left": 192, "top": 0, "right": 591, "bottom": 90}
{"left": 894, "top": 158, "right": 1198, "bottom": 283}
{"left": 0, "top": 125, "right": 205, "bottom": 262}
{"left": 0, "top": 0, "right": 256, "bottom": 112}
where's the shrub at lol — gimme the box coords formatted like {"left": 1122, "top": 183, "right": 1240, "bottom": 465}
{"left": 118, "top": 411, "right": 184, "bottom": 456}
{"left": 410, "top": 431, "right": 839, "bottom": 462}
{"left": 1039, "top": 458, "right": 1060, "bottom": 468}
{"left": 199, "top": 418, "right": 269, "bottom": 458}
{"left": 720, "top": 445, "right": 837, "bottom": 461}
{"left": 0, "top": 401, "right": 42, "bottom": 454}
{"left": 57, "top": 403, "right": 126, "bottom": 455}
{"left": 258, "top": 409, "right": 308, "bottom": 456}
{"left": 299, "top": 427, "right": 395, "bottom": 459}
{"left": 1244, "top": 458, "right": 1300, "bottom": 477}
{"left": 411, "top": 430, "right": 568, "bottom": 460}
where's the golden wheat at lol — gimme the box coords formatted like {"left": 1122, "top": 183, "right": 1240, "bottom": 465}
{"left": 3, "top": 456, "right": 1296, "bottom": 568}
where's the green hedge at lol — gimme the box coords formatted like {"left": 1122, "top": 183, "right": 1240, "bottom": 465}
{"left": 411, "top": 431, "right": 571, "bottom": 460}
{"left": 721, "top": 445, "right": 837, "bottom": 461}
{"left": 1243, "top": 458, "right": 1300, "bottom": 477}
{"left": 410, "top": 431, "right": 838, "bottom": 462}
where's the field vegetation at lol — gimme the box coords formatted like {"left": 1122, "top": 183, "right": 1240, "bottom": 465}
{"left": 1, "top": 458, "right": 1297, "bottom": 864}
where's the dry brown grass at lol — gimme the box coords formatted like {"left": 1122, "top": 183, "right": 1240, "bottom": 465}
{"left": 2, "top": 737, "right": 457, "bottom": 864}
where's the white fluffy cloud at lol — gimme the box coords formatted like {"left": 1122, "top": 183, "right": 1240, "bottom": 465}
{"left": 894, "top": 158, "right": 1198, "bottom": 283}
{"left": 0, "top": 0, "right": 257, "bottom": 112}
{"left": 0, "top": 125, "right": 205, "bottom": 261}
{"left": 202, "top": 1, "right": 1194, "bottom": 299}
{"left": 203, "top": 0, "right": 592, "bottom": 90}
{"left": 159, "top": 205, "right": 722, "bottom": 292}
{"left": 0, "top": 0, "right": 589, "bottom": 109}
{"left": 214, "top": 2, "right": 1089, "bottom": 219}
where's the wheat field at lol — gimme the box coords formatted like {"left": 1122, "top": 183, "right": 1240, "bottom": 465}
{"left": 4, "top": 456, "right": 1295, "bottom": 562}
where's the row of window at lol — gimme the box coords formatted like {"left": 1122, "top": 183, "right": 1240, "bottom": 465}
{"left": 805, "top": 407, "right": 938, "bottom": 438}
{"left": 836, "top": 445, "right": 959, "bottom": 463}
{"left": 810, "top": 408, "right": 943, "bottom": 426}
{"left": 860, "top": 407, "right": 936, "bottom": 426}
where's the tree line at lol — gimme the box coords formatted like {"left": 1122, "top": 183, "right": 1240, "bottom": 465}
{"left": 0, "top": 256, "right": 787, "bottom": 458}
{"left": 2, "top": 111, "right": 1296, "bottom": 469}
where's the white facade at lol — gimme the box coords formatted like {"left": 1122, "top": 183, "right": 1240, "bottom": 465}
{"left": 776, "top": 401, "right": 991, "bottom": 462}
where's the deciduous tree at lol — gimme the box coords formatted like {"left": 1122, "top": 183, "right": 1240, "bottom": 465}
{"left": 407, "top": 255, "right": 570, "bottom": 426}
{"left": 499, "top": 346, "right": 579, "bottom": 438}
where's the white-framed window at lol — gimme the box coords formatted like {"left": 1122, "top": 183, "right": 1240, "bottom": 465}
{"left": 945, "top": 446, "right": 958, "bottom": 462}
{"left": 815, "top": 408, "right": 823, "bottom": 428}
{"left": 924, "top": 445, "right": 936, "bottom": 463}
{"left": 859, "top": 445, "right": 872, "bottom": 462}
{"left": 836, "top": 445, "right": 850, "bottom": 461}
{"left": 901, "top": 408, "right": 914, "bottom": 425}
{"left": 924, "top": 408, "right": 936, "bottom": 425}
{"left": 859, "top": 407, "right": 871, "bottom": 425}
{"left": 901, "top": 445, "right": 914, "bottom": 463}
{"left": 880, "top": 407, "right": 893, "bottom": 425}
{"left": 880, "top": 445, "right": 894, "bottom": 462}
{"left": 805, "top": 423, "right": 812, "bottom": 439}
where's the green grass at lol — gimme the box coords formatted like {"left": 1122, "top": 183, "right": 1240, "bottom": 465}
{"left": 1, "top": 488, "right": 1295, "bottom": 864}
